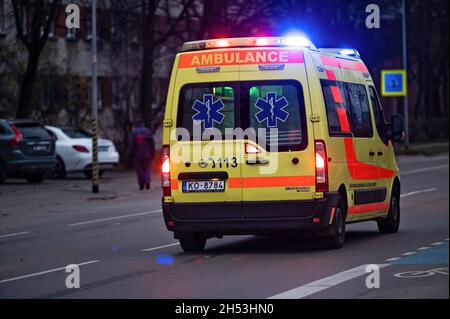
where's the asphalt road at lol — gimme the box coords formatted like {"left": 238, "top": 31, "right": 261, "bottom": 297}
{"left": 0, "top": 154, "right": 448, "bottom": 299}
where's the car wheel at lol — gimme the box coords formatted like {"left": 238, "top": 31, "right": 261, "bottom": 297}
{"left": 320, "top": 196, "right": 346, "bottom": 249}
{"left": 25, "top": 173, "right": 45, "bottom": 184}
{"left": 0, "top": 161, "right": 6, "bottom": 184}
{"left": 54, "top": 157, "right": 66, "bottom": 179}
{"left": 377, "top": 185, "right": 400, "bottom": 234}
{"left": 179, "top": 236, "right": 207, "bottom": 252}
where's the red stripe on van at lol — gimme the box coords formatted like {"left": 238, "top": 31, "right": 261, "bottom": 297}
{"left": 321, "top": 56, "right": 368, "bottom": 72}
{"left": 331, "top": 85, "right": 344, "bottom": 103}
{"left": 325, "top": 69, "right": 336, "bottom": 80}
{"left": 348, "top": 202, "right": 389, "bottom": 214}
{"left": 228, "top": 176, "right": 315, "bottom": 188}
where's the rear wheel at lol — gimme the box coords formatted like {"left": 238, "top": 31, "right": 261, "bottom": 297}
{"left": 320, "top": 196, "right": 346, "bottom": 249}
{"left": 377, "top": 185, "right": 400, "bottom": 233}
{"left": 0, "top": 162, "right": 6, "bottom": 184}
{"left": 54, "top": 157, "right": 66, "bottom": 179}
{"left": 179, "top": 236, "right": 207, "bottom": 252}
{"left": 25, "top": 173, "right": 45, "bottom": 184}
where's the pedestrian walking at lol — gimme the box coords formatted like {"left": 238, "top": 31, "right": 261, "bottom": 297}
{"left": 129, "top": 120, "right": 155, "bottom": 190}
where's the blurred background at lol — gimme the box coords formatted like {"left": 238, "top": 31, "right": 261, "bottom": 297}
{"left": 0, "top": 0, "right": 448, "bottom": 163}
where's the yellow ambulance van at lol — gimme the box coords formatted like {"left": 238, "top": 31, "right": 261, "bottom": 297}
{"left": 160, "top": 37, "right": 405, "bottom": 251}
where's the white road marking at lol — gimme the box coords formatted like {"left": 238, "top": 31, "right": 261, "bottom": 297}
{"left": 400, "top": 188, "right": 436, "bottom": 198}
{"left": 401, "top": 164, "right": 449, "bottom": 176}
{"left": 0, "top": 231, "right": 31, "bottom": 239}
{"left": 431, "top": 242, "right": 444, "bottom": 246}
{"left": 68, "top": 210, "right": 162, "bottom": 227}
{"left": 402, "top": 252, "right": 416, "bottom": 256}
{"left": 0, "top": 260, "right": 100, "bottom": 284}
{"left": 141, "top": 242, "right": 180, "bottom": 252}
{"left": 385, "top": 257, "right": 401, "bottom": 262}
{"left": 417, "top": 247, "right": 431, "bottom": 251}
{"left": 268, "top": 264, "right": 390, "bottom": 299}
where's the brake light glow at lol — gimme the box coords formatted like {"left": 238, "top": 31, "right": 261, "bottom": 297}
{"left": 245, "top": 143, "right": 260, "bottom": 154}
{"left": 72, "top": 145, "right": 89, "bottom": 153}
{"left": 161, "top": 145, "right": 171, "bottom": 196}
{"left": 10, "top": 124, "right": 23, "bottom": 144}
{"left": 315, "top": 140, "right": 329, "bottom": 192}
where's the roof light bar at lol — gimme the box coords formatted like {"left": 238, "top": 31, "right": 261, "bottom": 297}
{"left": 181, "top": 37, "right": 316, "bottom": 52}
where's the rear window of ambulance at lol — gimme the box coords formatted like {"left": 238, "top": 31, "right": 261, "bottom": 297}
{"left": 176, "top": 80, "right": 307, "bottom": 151}
{"left": 178, "top": 84, "right": 236, "bottom": 137}
{"left": 246, "top": 81, "right": 306, "bottom": 151}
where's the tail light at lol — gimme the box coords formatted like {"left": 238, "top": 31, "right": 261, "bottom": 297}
{"left": 161, "top": 145, "right": 171, "bottom": 196}
{"left": 10, "top": 124, "right": 23, "bottom": 145}
{"left": 72, "top": 145, "right": 90, "bottom": 153}
{"left": 315, "top": 140, "right": 329, "bottom": 193}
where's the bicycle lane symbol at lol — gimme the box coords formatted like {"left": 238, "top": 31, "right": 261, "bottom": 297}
{"left": 394, "top": 267, "right": 449, "bottom": 278}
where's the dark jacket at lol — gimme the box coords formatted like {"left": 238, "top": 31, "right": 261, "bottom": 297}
{"left": 129, "top": 127, "right": 155, "bottom": 160}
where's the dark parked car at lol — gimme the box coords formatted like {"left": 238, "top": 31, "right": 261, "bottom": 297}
{"left": 0, "top": 119, "right": 56, "bottom": 184}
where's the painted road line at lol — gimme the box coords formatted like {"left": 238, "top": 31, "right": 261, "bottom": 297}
{"left": 402, "top": 252, "right": 416, "bottom": 256}
{"left": 268, "top": 264, "right": 390, "bottom": 299}
{"left": 141, "top": 242, "right": 180, "bottom": 252}
{"left": 0, "top": 260, "right": 100, "bottom": 284}
{"left": 417, "top": 247, "right": 431, "bottom": 251}
{"left": 401, "top": 164, "right": 449, "bottom": 176}
{"left": 401, "top": 188, "right": 436, "bottom": 198}
{"left": 0, "top": 231, "right": 31, "bottom": 239}
{"left": 385, "top": 257, "right": 401, "bottom": 262}
{"left": 68, "top": 210, "right": 162, "bottom": 227}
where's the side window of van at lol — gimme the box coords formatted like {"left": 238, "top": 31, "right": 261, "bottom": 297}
{"left": 369, "top": 86, "right": 389, "bottom": 145}
{"left": 178, "top": 84, "right": 236, "bottom": 139}
{"left": 344, "top": 83, "right": 373, "bottom": 138}
{"left": 321, "top": 80, "right": 351, "bottom": 136}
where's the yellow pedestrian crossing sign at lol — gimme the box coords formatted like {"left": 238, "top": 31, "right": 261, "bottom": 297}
{"left": 381, "top": 70, "right": 407, "bottom": 97}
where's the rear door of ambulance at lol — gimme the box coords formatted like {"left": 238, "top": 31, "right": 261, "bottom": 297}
{"left": 168, "top": 49, "right": 243, "bottom": 220}
{"left": 238, "top": 48, "right": 317, "bottom": 219}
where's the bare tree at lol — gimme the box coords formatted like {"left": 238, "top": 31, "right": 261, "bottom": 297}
{"left": 12, "top": 0, "right": 62, "bottom": 118}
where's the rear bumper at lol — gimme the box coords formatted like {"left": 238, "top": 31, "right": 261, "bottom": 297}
{"left": 162, "top": 192, "right": 340, "bottom": 236}
{"left": 6, "top": 157, "right": 57, "bottom": 174}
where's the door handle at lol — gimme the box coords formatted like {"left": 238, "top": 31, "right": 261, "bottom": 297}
{"left": 369, "top": 151, "right": 375, "bottom": 157}
{"left": 246, "top": 158, "right": 269, "bottom": 165}
{"left": 377, "top": 151, "right": 383, "bottom": 156}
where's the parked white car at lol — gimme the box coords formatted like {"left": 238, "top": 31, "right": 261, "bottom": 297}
{"left": 45, "top": 126, "right": 120, "bottom": 179}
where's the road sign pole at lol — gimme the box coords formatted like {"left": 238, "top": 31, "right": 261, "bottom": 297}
{"left": 91, "top": 0, "right": 99, "bottom": 193}
{"left": 402, "top": 0, "right": 409, "bottom": 147}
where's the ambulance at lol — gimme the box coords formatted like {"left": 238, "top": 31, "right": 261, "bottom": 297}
{"left": 161, "top": 37, "right": 405, "bottom": 251}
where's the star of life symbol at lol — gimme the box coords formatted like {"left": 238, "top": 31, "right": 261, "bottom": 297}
{"left": 254, "top": 92, "right": 290, "bottom": 127}
{"left": 192, "top": 94, "right": 225, "bottom": 129}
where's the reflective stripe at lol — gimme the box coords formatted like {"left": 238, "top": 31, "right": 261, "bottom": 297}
{"left": 325, "top": 69, "right": 336, "bottom": 80}
{"left": 170, "top": 179, "right": 178, "bottom": 190}
{"left": 331, "top": 86, "right": 344, "bottom": 103}
{"left": 336, "top": 107, "right": 395, "bottom": 180}
{"left": 241, "top": 176, "right": 315, "bottom": 188}
{"left": 348, "top": 202, "right": 389, "bottom": 214}
{"left": 320, "top": 56, "right": 368, "bottom": 72}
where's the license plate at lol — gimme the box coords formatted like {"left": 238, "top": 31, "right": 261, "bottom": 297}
{"left": 182, "top": 180, "right": 225, "bottom": 192}
{"left": 32, "top": 145, "right": 48, "bottom": 151}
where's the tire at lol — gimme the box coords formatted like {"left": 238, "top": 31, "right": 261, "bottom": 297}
{"left": 54, "top": 157, "right": 66, "bottom": 179}
{"left": 320, "top": 196, "right": 346, "bottom": 249}
{"left": 179, "top": 237, "right": 207, "bottom": 252}
{"left": 377, "top": 185, "right": 400, "bottom": 233}
{"left": 0, "top": 161, "right": 6, "bottom": 184}
{"left": 25, "top": 173, "right": 45, "bottom": 184}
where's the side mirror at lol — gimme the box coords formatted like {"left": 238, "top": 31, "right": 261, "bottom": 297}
{"left": 390, "top": 114, "right": 405, "bottom": 142}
